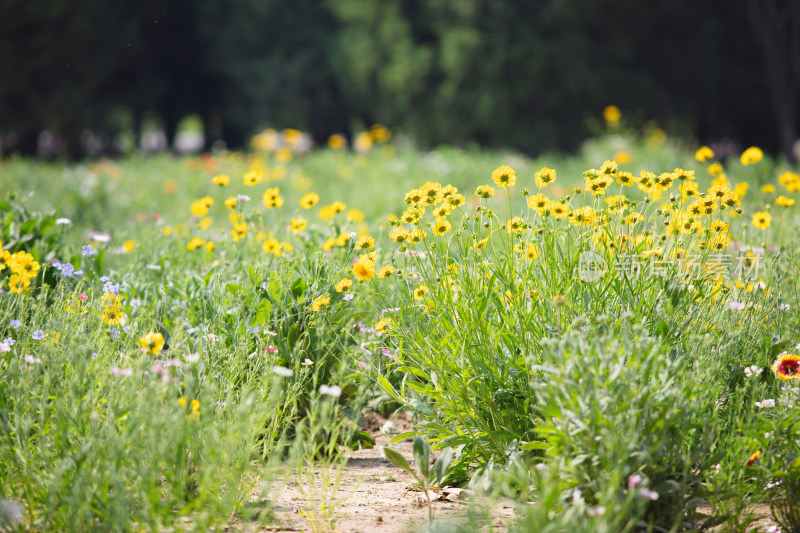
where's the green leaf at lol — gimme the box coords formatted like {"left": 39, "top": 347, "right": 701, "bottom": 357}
{"left": 226, "top": 283, "right": 244, "bottom": 296}
{"left": 413, "top": 436, "right": 430, "bottom": 479}
{"left": 19, "top": 219, "right": 36, "bottom": 234}
{"left": 377, "top": 375, "right": 400, "bottom": 401}
{"left": 291, "top": 278, "right": 307, "bottom": 298}
{"left": 255, "top": 299, "right": 271, "bottom": 326}
{"left": 432, "top": 447, "right": 454, "bottom": 485}
{"left": 383, "top": 447, "right": 417, "bottom": 480}
{"left": 287, "top": 323, "right": 299, "bottom": 350}
{"left": 388, "top": 431, "right": 419, "bottom": 444}
{"left": 520, "top": 441, "right": 551, "bottom": 451}
{"left": 39, "top": 215, "right": 56, "bottom": 235}
{"left": 0, "top": 200, "right": 11, "bottom": 211}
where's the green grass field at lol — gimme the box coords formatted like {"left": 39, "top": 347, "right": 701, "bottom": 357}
{"left": 2, "top": 124, "right": 800, "bottom": 532}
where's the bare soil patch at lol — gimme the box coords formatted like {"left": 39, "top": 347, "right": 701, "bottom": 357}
{"left": 267, "top": 412, "right": 513, "bottom": 533}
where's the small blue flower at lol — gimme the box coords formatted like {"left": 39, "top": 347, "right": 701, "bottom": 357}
{"left": 81, "top": 244, "right": 95, "bottom": 258}
{"left": 130, "top": 299, "right": 141, "bottom": 309}
{"left": 100, "top": 276, "right": 110, "bottom": 282}
{"left": 110, "top": 328, "right": 120, "bottom": 339}
{"left": 10, "top": 320, "right": 22, "bottom": 329}
{"left": 74, "top": 269, "right": 84, "bottom": 277}
{"left": 32, "top": 330, "right": 45, "bottom": 340}
{"left": 91, "top": 352, "right": 98, "bottom": 360}
{"left": 4, "top": 337, "right": 14, "bottom": 346}
{"left": 58, "top": 263, "right": 75, "bottom": 277}
{"left": 122, "top": 326, "right": 131, "bottom": 334}
{"left": 102, "top": 281, "right": 120, "bottom": 295}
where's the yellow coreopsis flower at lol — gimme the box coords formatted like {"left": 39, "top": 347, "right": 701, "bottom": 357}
{"left": 140, "top": 332, "right": 165, "bottom": 355}
{"left": 356, "top": 237, "right": 375, "bottom": 250}
{"left": 262, "top": 238, "right": 281, "bottom": 256}
{"left": 528, "top": 193, "right": 551, "bottom": 216}
{"left": 335, "top": 278, "right": 353, "bottom": 293}
{"left": 708, "top": 163, "right": 724, "bottom": 176}
{"left": 432, "top": 220, "right": 452, "bottom": 236}
{"left": 569, "top": 206, "right": 596, "bottom": 227}
{"left": 187, "top": 237, "right": 206, "bottom": 250}
{"left": 290, "top": 218, "right": 308, "bottom": 232}
{"left": 352, "top": 257, "right": 376, "bottom": 281}
{"left": 328, "top": 134, "right": 347, "bottom": 150}
{"left": 413, "top": 285, "right": 429, "bottom": 300}
{"left": 740, "top": 146, "right": 763, "bottom": 166}
{"left": 191, "top": 197, "right": 213, "bottom": 217}
{"left": 535, "top": 167, "right": 556, "bottom": 188}
{"left": 378, "top": 265, "right": 395, "bottom": 278}
{"left": 243, "top": 170, "right": 262, "bottom": 186}
{"left": 491, "top": 165, "right": 516, "bottom": 188}
{"left": 776, "top": 195, "right": 795, "bottom": 207}
{"left": 550, "top": 203, "right": 570, "bottom": 218}
{"left": 603, "top": 105, "right": 621, "bottom": 125}
{"left": 752, "top": 211, "right": 772, "bottom": 229}
{"left": 212, "top": 174, "right": 230, "bottom": 186}
{"left": 475, "top": 185, "right": 495, "bottom": 199}
{"left": 300, "top": 193, "right": 320, "bottom": 209}
{"left": 695, "top": 146, "right": 714, "bottom": 162}
{"left": 263, "top": 188, "right": 284, "bottom": 208}
{"left": 311, "top": 295, "right": 330, "bottom": 311}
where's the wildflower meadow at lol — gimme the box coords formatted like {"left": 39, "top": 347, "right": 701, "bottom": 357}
{"left": 2, "top": 116, "right": 800, "bottom": 532}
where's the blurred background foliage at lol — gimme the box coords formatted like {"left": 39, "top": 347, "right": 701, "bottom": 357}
{"left": 0, "top": 0, "right": 797, "bottom": 159}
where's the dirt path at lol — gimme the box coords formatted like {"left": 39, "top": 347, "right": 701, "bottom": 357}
{"left": 263, "top": 412, "right": 778, "bottom": 533}
{"left": 267, "top": 413, "right": 513, "bottom": 533}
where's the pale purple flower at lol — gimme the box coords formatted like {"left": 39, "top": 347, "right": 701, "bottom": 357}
{"left": 31, "top": 330, "right": 45, "bottom": 340}
{"left": 236, "top": 194, "right": 251, "bottom": 202}
{"left": 4, "top": 337, "right": 14, "bottom": 346}
{"left": 130, "top": 299, "right": 141, "bottom": 309}
{"left": 89, "top": 231, "right": 111, "bottom": 243}
{"left": 343, "top": 293, "right": 354, "bottom": 302}
{"left": 10, "top": 320, "right": 21, "bottom": 329}
{"left": 100, "top": 276, "right": 110, "bottom": 282}
{"left": 639, "top": 488, "right": 659, "bottom": 501}
{"left": 359, "top": 344, "right": 372, "bottom": 356}
{"left": 382, "top": 348, "right": 396, "bottom": 360}
{"left": 728, "top": 301, "right": 745, "bottom": 311}
{"left": 358, "top": 360, "right": 370, "bottom": 370}
{"left": 82, "top": 244, "right": 95, "bottom": 257}
{"left": 628, "top": 474, "right": 643, "bottom": 489}
{"left": 110, "top": 366, "right": 133, "bottom": 377}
